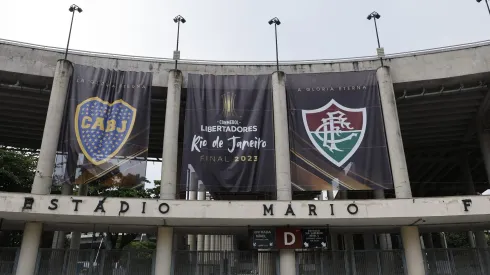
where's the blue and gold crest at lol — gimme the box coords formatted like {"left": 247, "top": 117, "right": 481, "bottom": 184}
{"left": 75, "top": 97, "right": 137, "bottom": 165}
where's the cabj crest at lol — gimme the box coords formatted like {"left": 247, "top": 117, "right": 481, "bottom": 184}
{"left": 75, "top": 97, "right": 137, "bottom": 165}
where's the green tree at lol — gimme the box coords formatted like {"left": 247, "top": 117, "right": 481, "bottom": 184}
{"left": 0, "top": 148, "right": 38, "bottom": 246}
{"left": 0, "top": 148, "right": 37, "bottom": 193}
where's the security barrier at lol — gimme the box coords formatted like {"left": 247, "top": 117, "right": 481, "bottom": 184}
{"left": 423, "top": 248, "right": 490, "bottom": 275}
{"left": 296, "top": 250, "right": 406, "bottom": 275}
{"left": 173, "top": 250, "right": 278, "bottom": 275}
{"left": 3, "top": 247, "right": 490, "bottom": 274}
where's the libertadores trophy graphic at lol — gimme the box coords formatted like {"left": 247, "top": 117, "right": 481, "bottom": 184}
{"left": 302, "top": 99, "right": 366, "bottom": 167}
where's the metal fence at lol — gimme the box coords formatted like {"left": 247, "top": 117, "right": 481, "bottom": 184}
{"left": 173, "top": 250, "right": 278, "bottom": 275}
{"left": 423, "top": 248, "right": 490, "bottom": 275}
{"left": 0, "top": 248, "right": 18, "bottom": 275}
{"left": 296, "top": 250, "right": 406, "bottom": 275}
{"left": 35, "top": 249, "right": 154, "bottom": 275}
{"left": 6, "top": 247, "right": 490, "bottom": 275}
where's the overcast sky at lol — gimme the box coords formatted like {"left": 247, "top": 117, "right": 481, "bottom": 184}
{"left": 1, "top": 0, "right": 489, "bottom": 62}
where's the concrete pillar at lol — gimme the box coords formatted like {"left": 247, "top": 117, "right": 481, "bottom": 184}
{"left": 374, "top": 190, "right": 392, "bottom": 250}
{"left": 376, "top": 67, "right": 411, "bottom": 199}
{"left": 31, "top": 60, "right": 73, "bottom": 195}
{"left": 52, "top": 183, "right": 73, "bottom": 249}
{"left": 272, "top": 71, "right": 292, "bottom": 201}
{"left": 377, "top": 67, "right": 426, "bottom": 275}
{"left": 160, "top": 70, "right": 183, "bottom": 200}
{"left": 272, "top": 71, "right": 295, "bottom": 275}
{"left": 70, "top": 233, "right": 81, "bottom": 249}
{"left": 327, "top": 190, "right": 334, "bottom": 200}
{"left": 210, "top": 235, "right": 215, "bottom": 251}
{"left": 479, "top": 131, "right": 490, "bottom": 182}
{"left": 16, "top": 60, "right": 73, "bottom": 275}
{"left": 197, "top": 182, "right": 205, "bottom": 252}
{"left": 344, "top": 234, "right": 356, "bottom": 274}
{"left": 187, "top": 172, "right": 198, "bottom": 251}
{"left": 204, "top": 235, "right": 210, "bottom": 251}
{"left": 424, "top": 233, "right": 437, "bottom": 273}
{"left": 475, "top": 230, "right": 490, "bottom": 273}
{"left": 469, "top": 231, "right": 477, "bottom": 248}
{"left": 155, "top": 70, "right": 182, "bottom": 275}
{"left": 155, "top": 227, "right": 173, "bottom": 275}
{"left": 401, "top": 226, "right": 425, "bottom": 275}
{"left": 15, "top": 222, "right": 43, "bottom": 275}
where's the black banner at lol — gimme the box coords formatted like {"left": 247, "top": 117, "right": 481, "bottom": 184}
{"left": 302, "top": 228, "right": 328, "bottom": 249}
{"left": 180, "top": 74, "right": 275, "bottom": 195}
{"left": 252, "top": 229, "right": 275, "bottom": 249}
{"left": 286, "top": 71, "right": 393, "bottom": 191}
{"left": 55, "top": 64, "right": 152, "bottom": 189}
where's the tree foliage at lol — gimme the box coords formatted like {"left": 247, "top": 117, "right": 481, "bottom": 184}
{"left": 0, "top": 148, "right": 37, "bottom": 193}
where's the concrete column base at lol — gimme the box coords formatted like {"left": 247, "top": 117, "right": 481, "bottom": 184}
{"left": 279, "top": 250, "right": 295, "bottom": 275}
{"left": 401, "top": 226, "right": 425, "bottom": 275}
{"left": 15, "top": 222, "right": 43, "bottom": 275}
{"left": 155, "top": 227, "right": 173, "bottom": 275}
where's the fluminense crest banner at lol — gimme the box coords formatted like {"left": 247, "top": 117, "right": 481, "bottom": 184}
{"left": 286, "top": 71, "right": 393, "bottom": 191}
{"left": 55, "top": 64, "right": 152, "bottom": 189}
{"left": 180, "top": 74, "right": 275, "bottom": 196}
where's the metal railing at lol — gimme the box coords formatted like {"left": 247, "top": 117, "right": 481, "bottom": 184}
{"left": 296, "top": 250, "right": 406, "bottom": 275}
{"left": 35, "top": 249, "right": 154, "bottom": 275}
{"left": 4, "top": 247, "right": 490, "bottom": 274}
{"left": 173, "top": 250, "right": 278, "bottom": 275}
{"left": 423, "top": 248, "right": 490, "bottom": 275}
{"left": 0, "top": 248, "right": 18, "bottom": 275}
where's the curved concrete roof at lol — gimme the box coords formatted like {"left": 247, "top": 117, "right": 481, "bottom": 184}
{"left": 1, "top": 39, "right": 490, "bottom": 87}
{"left": 0, "top": 39, "right": 490, "bottom": 198}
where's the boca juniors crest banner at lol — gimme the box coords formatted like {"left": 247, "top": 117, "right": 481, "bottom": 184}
{"left": 180, "top": 74, "right": 275, "bottom": 195}
{"left": 55, "top": 64, "right": 152, "bottom": 188}
{"left": 286, "top": 71, "right": 393, "bottom": 191}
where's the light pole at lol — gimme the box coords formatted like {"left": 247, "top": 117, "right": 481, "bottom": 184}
{"left": 268, "top": 17, "right": 281, "bottom": 72}
{"left": 173, "top": 15, "right": 186, "bottom": 70}
{"left": 65, "top": 4, "right": 83, "bottom": 60}
{"left": 367, "top": 11, "right": 384, "bottom": 66}
{"left": 477, "top": 0, "right": 490, "bottom": 16}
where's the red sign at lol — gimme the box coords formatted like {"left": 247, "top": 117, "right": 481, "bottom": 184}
{"left": 276, "top": 228, "right": 302, "bottom": 249}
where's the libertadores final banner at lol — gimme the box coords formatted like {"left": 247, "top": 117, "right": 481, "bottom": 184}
{"left": 55, "top": 64, "right": 152, "bottom": 189}
{"left": 286, "top": 71, "right": 393, "bottom": 191}
{"left": 180, "top": 74, "right": 275, "bottom": 195}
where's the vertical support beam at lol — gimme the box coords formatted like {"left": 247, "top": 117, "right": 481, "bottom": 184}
{"left": 16, "top": 60, "right": 73, "bottom": 275}
{"left": 401, "top": 227, "right": 426, "bottom": 275}
{"left": 52, "top": 183, "right": 73, "bottom": 249}
{"left": 374, "top": 190, "right": 392, "bottom": 250}
{"left": 31, "top": 60, "right": 73, "bottom": 194}
{"left": 160, "top": 70, "right": 183, "bottom": 200}
{"left": 376, "top": 67, "right": 411, "bottom": 199}
{"left": 469, "top": 231, "right": 477, "bottom": 248}
{"left": 187, "top": 172, "right": 198, "bottom": 251}
{"left": 16, "top": 222, "right": 43, "bottom": 275}
{"left": 479, "top": 130, "right": 490, "bottom": 182}
{"left": 197, "top": 182, "right": 205, "bottom": 252}
{"left": 155, "top": 70, "right": 182, "bottom": 275}
{"left": 377, "top": 67, "right": 425, "bottom": 275}
{"left": 204, "top": 235, "right": 210, "bottom": 251}
{"left": 272, "top": 71, "right": 295, "bottom": 275}
{"left": 272, "top": 71, "right": 292, "bottom": 201}
{"left": 155, "top": 227, "right": 173, "bottom": 275}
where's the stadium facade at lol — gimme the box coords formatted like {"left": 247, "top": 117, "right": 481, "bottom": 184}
{"left": 0, "top": 38, "right": 490, "bottom": 275}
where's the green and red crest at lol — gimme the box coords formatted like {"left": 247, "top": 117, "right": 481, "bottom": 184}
{"left": 302, "top": 99, "right": 366, "bottom": 167}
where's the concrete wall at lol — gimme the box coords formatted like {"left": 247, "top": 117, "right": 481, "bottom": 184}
{"left": 1, "top": 39, "right": 490, "bottom": 87}
{"left": 1, "top": 192, "right": 488, "bottom": 228}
